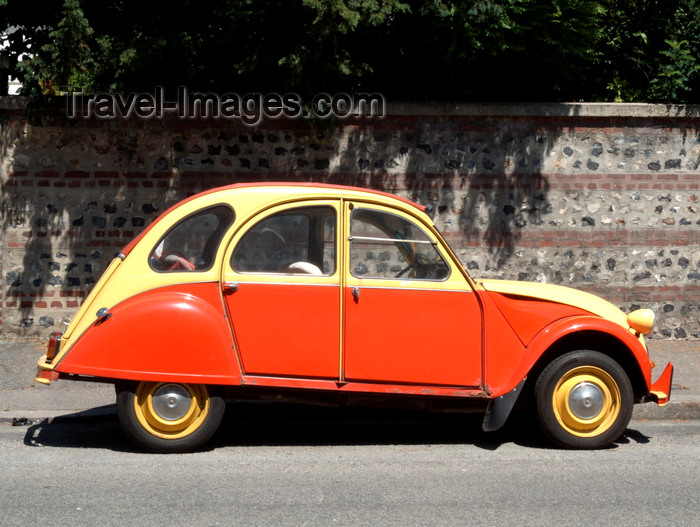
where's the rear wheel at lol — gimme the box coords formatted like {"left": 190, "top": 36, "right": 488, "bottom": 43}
{"left": 535, "top": 350, "right": 633, "bottom": 449}
{"left": 117, "top": 382, "right": 225, "bottom": 453}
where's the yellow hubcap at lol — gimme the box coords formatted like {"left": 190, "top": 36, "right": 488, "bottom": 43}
{"left": 134, "top": 382, "right": 210, "bottom": 440}
{"left": 552, "top": 366, "right": 621, "bottom": 438}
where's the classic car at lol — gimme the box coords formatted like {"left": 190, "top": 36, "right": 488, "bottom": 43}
{"left": 36, "top": 183, "right": 673, "bottom": 452}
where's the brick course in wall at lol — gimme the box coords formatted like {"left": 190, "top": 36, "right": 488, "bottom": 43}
{"left": 1, "top": 100, "right": 698, "bottom": 338}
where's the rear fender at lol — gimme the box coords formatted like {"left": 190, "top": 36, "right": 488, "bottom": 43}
{"left": 56, "top": 284, "right": 240, "bottom": 385}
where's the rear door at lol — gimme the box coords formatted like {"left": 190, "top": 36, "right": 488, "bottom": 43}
{"left": 221, "top": 201, "right": 341, "bottom": 379}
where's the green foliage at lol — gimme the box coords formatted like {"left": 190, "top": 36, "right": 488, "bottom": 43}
{"left": 278, "top": 0, "right": 410, "bottom": 95}
{"left": 1, "top": 0, "right": 699, "bottom": 102}
{"left": 38, "top": 0, "right": 94, "bottom": 94}
{"left": 0, "top": 0, "right": 94, "bottom": 97}
{"left": 597, "top": 0, "right": 700, "bottom": 103}
{"left": 650, "top": 1, "right": 700, "bottom": 102}
{"left": 405, "top": 0, "right": 606, "bottom": 100}
{"left": 1, "top": 0, "right": 58, "bottom": 96}
{"left": 652, "top": 39, "right": 700, "bottom": 101}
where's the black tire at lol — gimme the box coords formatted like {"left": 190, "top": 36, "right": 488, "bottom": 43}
{"left": 535, "top": 350, "right": 633, "bottom": 449}
{"left": 117, "top": 381, "right": 225, "bottom": 453}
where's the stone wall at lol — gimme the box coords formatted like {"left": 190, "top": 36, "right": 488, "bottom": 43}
{"left": 1, "top": 100, "right": 699, "bottom": 338}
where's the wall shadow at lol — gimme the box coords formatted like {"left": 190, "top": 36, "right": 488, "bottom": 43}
{"left": 313, "top": 109, "right": 565, "bottom": 272}
{"left": 0, "top": 115, "right": 174, "bottom": 334}
{"left": 5, "top": 102, "right": 697, "bottom": 337}
{"left": 0, "top": 104, "right": 566, "bottom": 334}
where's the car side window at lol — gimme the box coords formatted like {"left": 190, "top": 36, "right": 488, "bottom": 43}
{"left": 150, "top": 205, "right": 234, "bottom": 272}
{"left": 231, "top": 206, "right": 336, "bottom": 275}
{"left": 350, "top": 208, "right": 449, "bottom": 280}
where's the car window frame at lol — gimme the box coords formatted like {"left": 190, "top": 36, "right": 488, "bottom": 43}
{"left": 148, "top": 204, "right": 235, "bottom": 273}
{"left": 229, "top": 203, "right": 338, "bottom": 277}
{"left": 347, "top": 205, "right": 452, "bottom": 283}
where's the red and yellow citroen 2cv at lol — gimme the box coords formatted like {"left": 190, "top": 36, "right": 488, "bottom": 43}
{"left": 36, "top": 183, "right": 673, "bottom": 452}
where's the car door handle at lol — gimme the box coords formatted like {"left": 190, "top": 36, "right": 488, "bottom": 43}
{"left": 352, "top": 286, "right": 360, "bottom": 302}
{"left": 223, "top": 282, "right": 239, "bottom": 293}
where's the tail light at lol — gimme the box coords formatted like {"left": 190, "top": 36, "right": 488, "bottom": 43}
{"left": 46, "top": 332, "right": 62, "bottom": 362}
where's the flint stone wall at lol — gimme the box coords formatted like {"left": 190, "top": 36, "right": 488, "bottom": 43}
{"left": 1, "top": 100, "right": 698, "bottom": 339}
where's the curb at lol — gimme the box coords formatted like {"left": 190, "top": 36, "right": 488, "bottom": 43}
{"left": 631, "top": 395, "right": 700, "bottom": 420}
{"left": 0, "top": 404, "right": 117, "bottom": 425}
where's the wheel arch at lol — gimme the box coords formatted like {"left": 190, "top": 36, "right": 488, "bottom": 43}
{"left": 525, "top": 330, "right": 648, "bottom": 402}
{"left": 489, "top": 316, "right": 652, "bottom": 401}
{"left": 483, "top": 318, "right": 649, "bottom": 434}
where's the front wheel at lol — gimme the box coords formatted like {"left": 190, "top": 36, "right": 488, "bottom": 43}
{"left": 535, "top": 350, "right": 633, "bottom": 449}
{"left": 117, "top": 382, "right": 225, "bottom": 453}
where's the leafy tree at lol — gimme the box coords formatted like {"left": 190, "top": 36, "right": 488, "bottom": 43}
{"left": 650, "top": 0, "right": 700, "bottom": 102}
{"left": 1, "top": 0, "right": 93, "bottom": 95}
{"left": 0, "top": 0, "right": 66, "bottom": 95}
{"left": 278, "top": 0, "right": 410, "bottom": 95}
{"left": 378, "top": 0, "right": 605, "bottom": 101}
{"left": 596, "top": 0, "right": 700, "bottom": 102}
{"left": 1, "top": 0, "right": 699, "bottom": 103}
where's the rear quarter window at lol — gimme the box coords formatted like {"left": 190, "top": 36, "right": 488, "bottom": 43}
{"left": 150, "top": 205, "right": 235, "bottom": 272}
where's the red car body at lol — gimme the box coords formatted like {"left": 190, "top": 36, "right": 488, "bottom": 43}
{"left": 36, "top": 183, "right": 673, "bottom": 452}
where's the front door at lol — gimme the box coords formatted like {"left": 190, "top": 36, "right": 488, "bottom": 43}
{"left": 342, "top": 203, "right": 482, "bottom": 387}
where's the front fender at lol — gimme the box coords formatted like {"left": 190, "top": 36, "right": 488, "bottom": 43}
{"left": 489, "top": 315, "right": 653, "bottom": 398}
{"left": 56, "top": 283, "right": 240, "bottom": 385}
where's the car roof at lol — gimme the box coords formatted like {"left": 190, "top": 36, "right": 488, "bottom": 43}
{"left": 120, "top": 182, "right": 426, "bottom": 257}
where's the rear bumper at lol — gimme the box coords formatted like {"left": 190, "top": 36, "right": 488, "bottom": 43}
{"left": 35, "top": 332, "right": 63, "bottom": 385}
{"left": 35, "top": 356, "right": 59, "bottom": 385}
{"left": 648, "top": 362, "right": 673, "bottom": 406}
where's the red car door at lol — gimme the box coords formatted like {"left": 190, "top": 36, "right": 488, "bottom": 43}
{"left": 222, "top": 202, "right": 341, "bottom": 379}
{"left": 342, "top": 203, "right": 482, "bottom": 387}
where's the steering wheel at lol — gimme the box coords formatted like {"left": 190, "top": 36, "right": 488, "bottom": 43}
{"left": 160, "top": 252, "right": 195, "bottom": 271}
{"left": 395, "top": 262, "right": 416, "bottom": 278}
{"left": 394, "top": 253, "right": 431, "bottom": 278}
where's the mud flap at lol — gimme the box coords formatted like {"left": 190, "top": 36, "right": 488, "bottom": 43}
{"left": 482, "top": 377, "right": 526, "bottom": 432}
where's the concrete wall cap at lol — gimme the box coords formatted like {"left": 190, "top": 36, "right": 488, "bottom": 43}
{"left": 2, "top": 96, "right": 700, "bottom": 119}
{"left": 387, "top": 101, "right": 700, "bottom": 119}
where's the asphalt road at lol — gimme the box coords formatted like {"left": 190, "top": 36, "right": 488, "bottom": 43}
{"left": 1, "top": 405, "right": 698, "bottom": 527}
